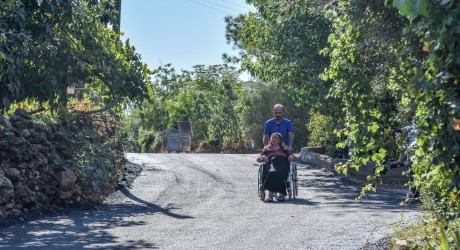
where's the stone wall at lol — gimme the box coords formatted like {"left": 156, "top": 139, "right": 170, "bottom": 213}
{"left": 299, "top": 147, "right": 408, "bottom": 188}
{"left": 0, "top": 110, "right": 79, "bottom": 219}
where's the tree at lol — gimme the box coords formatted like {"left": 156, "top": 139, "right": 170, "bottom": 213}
{"left": 230, "top": 1, "right": 459, "bottom": 223}
{"left": 321, "top": 0, "right": 409, "bottom": 176}
{"left": 0, "top": 0, "right": 151, "bottom": 200}
{"left": 0, "top": 0, "right": 150, "bottom": 115}
{"left": 225, "top": 0, "right": 354, "bottom": 155}
{"left": 123, "top": 64, "right": 246, "bottom": 152}
{"left": 388, "top": 0, "right": 460, "bottom": 221}
{"left": 225, "top": 1, "right": 332, "bottom": 112}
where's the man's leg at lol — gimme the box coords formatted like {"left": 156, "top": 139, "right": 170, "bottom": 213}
{"left": 405, "top": 163, "right": 420, "bottom": 202}
{"left": 409, "top": 169, "right": 420, "bottom": 199}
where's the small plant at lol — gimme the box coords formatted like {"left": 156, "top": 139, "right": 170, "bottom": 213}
{"left": 391, "top": 219, "right": 460, "bottom": 250}
{"left": 426, "top": 222, "right": 460, "bottom": 250}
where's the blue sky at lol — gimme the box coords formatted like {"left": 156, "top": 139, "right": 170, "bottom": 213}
{"left": 120, "top": 0, "right": 255, "bottom": 80}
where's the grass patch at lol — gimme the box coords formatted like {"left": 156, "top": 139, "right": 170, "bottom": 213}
{"left": 390, "top": 218, "right": 460, "bottom": 250}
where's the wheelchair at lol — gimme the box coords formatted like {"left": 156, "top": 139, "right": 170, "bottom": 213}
{"left": 258, "top": 161, "right": 298, "bottom": 201}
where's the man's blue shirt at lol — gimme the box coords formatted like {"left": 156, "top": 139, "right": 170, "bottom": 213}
{"left": 264, "top": 118, "right": 294, "bottom": 146}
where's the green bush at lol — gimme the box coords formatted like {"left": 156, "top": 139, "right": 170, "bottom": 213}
{"left": 138, "top": 129, "right": 156, "bottom": 153}
{"left": 28, "top": 99, "right": 124, "bottom": 197}
{"left": 307, "top": 112, "right": 335, "bottom": 154}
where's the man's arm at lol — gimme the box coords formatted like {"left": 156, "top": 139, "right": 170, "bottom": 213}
{"left": 288, "top": 131, "right": 294, "bottom": 149}
{"left": 263, "top": 134, "right": 269, "bottom": 146}
{"left": 397, "top": 151, "right": 405, "bottom": 163}
{"left": 263, "top": 120, "right": 270, "bottom": 146}
{"left": 287, "top": 120, "right": 295, "bottom": 149}
{"left": 389, "top": 151, "right": 406, "bottom": 169}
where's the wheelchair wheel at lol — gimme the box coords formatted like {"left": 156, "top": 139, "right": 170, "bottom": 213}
{"left": 258, "top": 165, "right": 265, "bottom": 201}
{"left": 290, "top": 163, "right": 298, "bottom": 199}
{"left": 287, "top": 185, "right": 292, "bottom": 200}
{"left": 287, "top": 173, "right": 292, "bottom": 199}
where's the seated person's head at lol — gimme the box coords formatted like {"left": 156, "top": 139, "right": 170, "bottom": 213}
{"left": 270, "top": 132, "right": 284, "bottom": 147}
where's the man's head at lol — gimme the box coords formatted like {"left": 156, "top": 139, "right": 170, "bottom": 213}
{"left": 391, "top": 129, "right": 402, "bottom": 140}
{"left": 272, "top": 104, "right": 285, "bottom": 122}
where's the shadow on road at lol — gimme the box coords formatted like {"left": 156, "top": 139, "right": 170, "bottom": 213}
{"left": 0, "top": 186, "right": 193, "bottom": 249}
{"left": 296, "top": 165, "right": 420, "bottom": 212}
{"left": 264, "top": 198, "right": 320, "bottom": 206}
{"left": 119, "top": 186, "right": 193, "bottom": 219}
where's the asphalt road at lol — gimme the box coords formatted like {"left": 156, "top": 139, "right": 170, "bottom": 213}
{"left": 0, "top": 153, "right": 421, "bottom": 249}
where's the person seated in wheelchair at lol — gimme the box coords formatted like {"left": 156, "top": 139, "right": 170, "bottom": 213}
{"left": 256, "top": 132, "right": 296, "bottom": 202}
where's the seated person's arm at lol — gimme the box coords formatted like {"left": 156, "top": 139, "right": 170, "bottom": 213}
{"left": 286, "top": 147, "right": 296, "bottom": 162}
{"left": 257, "top": 155, "right": 269, "bottom": 163}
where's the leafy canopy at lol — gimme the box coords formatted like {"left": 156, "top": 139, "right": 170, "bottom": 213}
{"left": 0, "top": 0, "right": 150, "bottom": 114}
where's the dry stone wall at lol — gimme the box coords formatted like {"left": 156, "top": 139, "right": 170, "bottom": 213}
{"left": 0, "top": 110, "right": 79, "bottom": 219}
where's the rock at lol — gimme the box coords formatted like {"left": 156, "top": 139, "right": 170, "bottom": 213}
{"left": 44, "top": 181, "right": 59, "bottom": 195}
{"left": 0, "top": 176, "right": 14, "bottom": 204}
{"left": 36, "top": 153, "right": 49, "bottom": 167}
{"left": 304, "top": 146, "right": 327, "bottom": 154}
{"left": 16, "top": 163, "right": 27, "bottom": 170}
{"left": 394, "top": 238, "right": 408, "bottom": 247}
{"left": 87, "top": 194, "right": 104, "bottom": 205}
{"left": 14, "top": 202, "right": 23, "bottom": 210}
{"left": 25, "top": 170, "right": 39, "bottom": 180}
{"left": 3, "top": 201, "right": 14, "bottom": 210}
{"left": 59, "top": 191, "right": 74, "bottom": 200}
{"left": 0, "top": 139, "right": 8, "bottom": 149}
{"left": 60, "top": 171, "right": 78, "bottom": 192}
{"left": 14, "top": 182, "right": 35, "bottom": 204}
{"left": 0, "top": 116, "right": 13, "bottom": 129}
{"left": 35, "top": 123, "right": 51, "bottom": 134}
{"left": 3, "top": 167, "right": 23, "bottom": 182}
{"left": 38, "top": 132, "right": 47, "bottom": 142}
{"left": 14, "top": 109, "right": 31, "bottom": 119}
{"left": 11, "top": 120, "right": 29, "bottom": 131}
{"left": 3, "top": 131, "right": 15, "bottom": 139}
{"left": 10, "top": 209, "right": 21, "bottom": 216}
{"left": 20, "top": 129, "right": 31, "bottom": 138}
{"left": 35, "top": 192, "right": 48, "bottom": 206}
{"left": 300, "top": 147, "right": 334, "bottom": 171}
{"left": 0, "top": 108, "right": 122, "bottom": 221}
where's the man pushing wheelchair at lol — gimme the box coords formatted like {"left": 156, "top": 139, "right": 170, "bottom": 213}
{"left": 257, "top": 104, "right": 297, "bottom": 202}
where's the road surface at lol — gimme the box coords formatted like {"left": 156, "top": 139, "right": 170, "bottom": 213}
{"left": 0, "top": 153, "right": 420, "bottom": 249}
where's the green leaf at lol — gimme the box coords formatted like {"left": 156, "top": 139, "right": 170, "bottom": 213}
{"left": 439, "top": 224, "right": 450, "bottom": 250}
{"left": 368, "top": 122, "right": 379, "bottom": 133}
{"left": 454, "top": 230, "right": 460, "bottom": 249}
{"left": 393, "top": 0, "right": 429, "bottom": 21}
{"left": 325, "top": 9, "right": 335, "bottom": 21}
{"left": 392, "top": 0, "right": 408, "bottom": 11}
